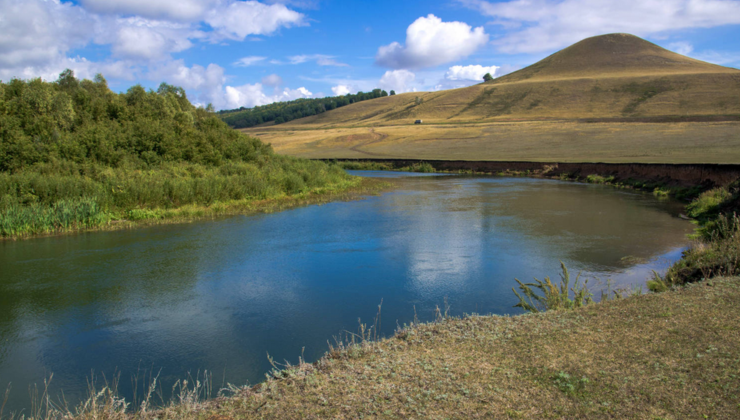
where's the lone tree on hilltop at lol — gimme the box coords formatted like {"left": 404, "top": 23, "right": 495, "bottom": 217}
{"left": 390, "top": 90, "right": 396, "bottom": 95}
{"left": 483, "top": 73, "right": 494, "bottom": 82}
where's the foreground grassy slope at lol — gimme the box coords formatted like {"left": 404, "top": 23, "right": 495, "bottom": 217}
{"left": 242, "top": 34, "right": 740, "bottom": 162}
{"left": 114, "top": 276, "right": 738, "bottom": 420}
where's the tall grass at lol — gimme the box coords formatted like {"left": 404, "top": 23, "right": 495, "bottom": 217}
{"left": 0, "top": 159, "right": 352, "bottom": 238}
{"left": 648, "top": 181, "right": 740, "bottom": 292}
{"left": 337, "top": 160, "right": 436, "bottom": 173}
{"left": 0, "top": 197, "right": 111, "bottom": 237}
{"left": 512, "top": 262, "right": 594, "bottom": 313}
{"left": 0, "top": 371, "right": 216, "bottom": 420}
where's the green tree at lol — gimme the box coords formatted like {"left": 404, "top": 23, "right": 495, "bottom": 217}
{"left": 57, "top": 69, "right": 79, "bottom": 91}
{"left": 389, "top": 90, "right": 396, "bottom": 96}
{"left": 483, "top": 73, "right": 494, "bottom": 82}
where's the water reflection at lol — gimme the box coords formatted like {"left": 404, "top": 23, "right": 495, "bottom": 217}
{"left": 0, "top": 174, "right": 693, "bottom": 413}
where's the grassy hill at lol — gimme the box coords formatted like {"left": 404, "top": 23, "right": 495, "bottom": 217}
{"left": 242, "top": 34, "right": 740, "bottom": 163}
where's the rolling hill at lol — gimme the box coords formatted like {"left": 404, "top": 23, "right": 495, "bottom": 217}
{"left": 242, "top": 33, "right": 740, "bottom": 163}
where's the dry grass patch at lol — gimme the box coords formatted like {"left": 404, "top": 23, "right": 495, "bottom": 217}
{"left": 247, "top": 121, "right": 740, "bottom": 163}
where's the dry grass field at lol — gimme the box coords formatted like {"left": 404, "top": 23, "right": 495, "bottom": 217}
{"left": 241, "top": 34, "right": 740, "bottom": 163}
{"left": 247, "top": 120, "right": 740, "bottom": 163}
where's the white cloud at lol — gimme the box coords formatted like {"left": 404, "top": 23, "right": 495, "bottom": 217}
{"left": 146, "top": 60, "right": 226, "bottom": 106}
{"left": 234, "top": 56, "right": 267, "bottom": 67}
{"left": 445, "top": 64, "right": 499, "bottom": 81}
{"left": 287, "top": 54, "right": 348, "bottom": 66}
{"left": 79, "top": 0, "right": 215, "bottom": 21}
{"left": 430, "top": 64, "right": 501, "bottom": 91}
{"left": 379, "top": 69, "right": 416, "bottom": 93}
{"left": 110, "top": 18, "right": 194, "bottom": 60}
{"left": 261, "top": 73, "right": 283, "bottom": 86}
{"left": 0, "top": 0, "right": 93, "bottom": 68}
{"left": 375, "top": 15, "right": 489, "bottom": 69}
{"left": 668, "top": 41, "right": 694, "bottom": 56}
{"left": 205, "top": 1, "right": 306, "bottom": 41}
{"left": 0, "top": 0, "right": 307, "bottom": 81}
{"left": 146, "top": 60, "right": 312, "bottom": 109}
{"left": 331, "top": 85, "right": 352, "bottom": 95}
{"left": 224, "top": 84, "right": 267, "bottom": 108}
{"left": 459, "top": 0, "right": 740, "bottom": 54}
{"left": 223, "top": 83, "right": 312, "bottom": 109}
{"left": 316, "top": 57, "right": 349, "bottom": 67}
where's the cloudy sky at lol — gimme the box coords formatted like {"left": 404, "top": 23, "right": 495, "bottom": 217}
{"left": 2, "top": 0, "right": 740, "bottom": 110}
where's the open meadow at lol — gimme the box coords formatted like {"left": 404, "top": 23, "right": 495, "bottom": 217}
{"left": 244, "top": 120, "right": 740, "bottom": 163}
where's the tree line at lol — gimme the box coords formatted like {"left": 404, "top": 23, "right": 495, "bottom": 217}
{"left": 218, "top": 88, "right": 393, "bottom": 128}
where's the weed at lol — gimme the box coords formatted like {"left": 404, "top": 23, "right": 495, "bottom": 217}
{"left": 512, "top": 262, "right": 594, "bottom": 313}
{"left": 585, "top": 174, "right": 615, "bottom": 184}
{"left": 552, "top": 372, "right": 590, "bottom": 395}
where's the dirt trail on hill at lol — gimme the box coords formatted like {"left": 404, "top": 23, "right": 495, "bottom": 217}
{"left": 347, "top": 128, "right": 389, "bottom": 157}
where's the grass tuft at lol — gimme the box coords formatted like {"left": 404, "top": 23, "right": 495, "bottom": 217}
{"left": 512, "top": 262, "right": 594, "bottom": 313}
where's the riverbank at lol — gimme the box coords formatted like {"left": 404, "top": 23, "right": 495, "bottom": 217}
{"left": 20, "top": 276, "right": 739, "bottom": 419}
{"left": 334, "top": 159, "right": 740, "bottom": 190}
{"left": 0, "top": 176, "right": 391, "bottom": 241}
{"left": 205, "top": 276, "right": 740, "bottom": 419}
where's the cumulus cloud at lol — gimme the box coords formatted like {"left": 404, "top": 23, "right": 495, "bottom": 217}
{"left": 146, "top": 60, "right": 312, "bottom": 109}
{"left": 375, "top": 15, "right": 489, "bottom": 69}
{"left": 205, "top": 1, "right": 306, "bottom": 41}
{"left": 430, "top": 64, "right": 501, "bottom": 91}
{"left": 146, "top": 59, "right": 226, "bottom": 106}
{"left": 79, "top": 0, "right": 215, "bottom": 21}
{"left": 109, "top": 18, "right": 194, "bottom": 60}
{"left": 331, "top": 85, "right": 352, "bottom": 95}
{"left": 0, "top": 0, "right": 307, "bottom": 81}
{"left": 378, "top": 70, "right": 416, "bottom": 93}
{"left": 0, "top": 0, "right": 93, "bottom": 68}
{"left": 445, "top": 65, "right": 499, "bottom": 81}
{"left": 223, "top": 83, "right": 312, "bottom": 109}
{"left": 458, "top": 0, "right": 740, "bottom": 54}
{"left": 261, "top": 74, "right": 283, "bottom": 87}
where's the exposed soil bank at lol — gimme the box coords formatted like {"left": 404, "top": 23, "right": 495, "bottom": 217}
{"left": 330, "top": 159, "right": 740, "bottom": 189}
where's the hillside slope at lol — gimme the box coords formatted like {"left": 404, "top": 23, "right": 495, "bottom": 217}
{"left": 267, "top": 33, "right": 740, "bottom": 127}
{"left": 242, "top": 34, "right": 740, "bottom": 162}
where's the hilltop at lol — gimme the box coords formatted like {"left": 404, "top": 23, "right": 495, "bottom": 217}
{"left": 241, "top": 34, "right": 740, "bottom": 163}
{"left": 493, "top": 33, "right": 731, "bottom": 82}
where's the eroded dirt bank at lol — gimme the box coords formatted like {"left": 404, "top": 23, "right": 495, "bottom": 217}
{"left": 332, "top": 159, "right": 740, "bottom": 188}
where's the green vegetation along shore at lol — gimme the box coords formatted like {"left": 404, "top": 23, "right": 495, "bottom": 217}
{"left": 0, "top": 71, "right": 381, "bottom": 239}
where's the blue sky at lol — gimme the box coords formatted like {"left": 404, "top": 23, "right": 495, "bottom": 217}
{"left": 2, "top": 0, "right": 740, "bottom": 110}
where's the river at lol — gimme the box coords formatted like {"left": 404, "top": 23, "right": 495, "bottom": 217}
{"left": 0, "top": 172, "right": 694, "bottom": 413}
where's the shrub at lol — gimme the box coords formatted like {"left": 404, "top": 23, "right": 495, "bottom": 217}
{"left": 512, "top": 262, "right": 593, "bottom": 313}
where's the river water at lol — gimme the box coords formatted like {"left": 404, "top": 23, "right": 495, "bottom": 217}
{"left": 0, "top": 172, "right": 694, "bottom": 413}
